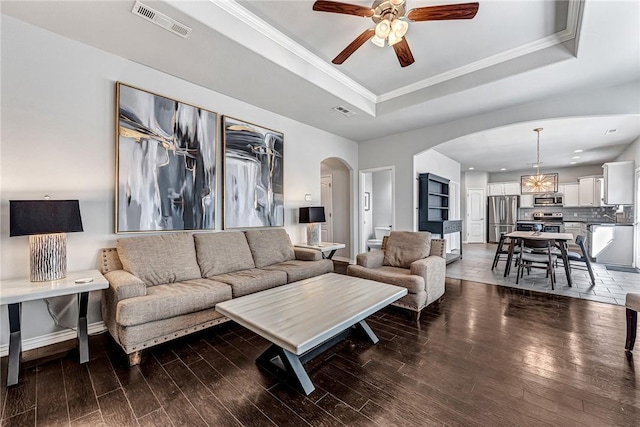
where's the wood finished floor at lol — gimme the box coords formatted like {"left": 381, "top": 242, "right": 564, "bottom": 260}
{"left": 1, "top": 278, "right": 639, "bottom": 426}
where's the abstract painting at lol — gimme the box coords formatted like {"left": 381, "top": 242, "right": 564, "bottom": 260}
{"left": 116, "top": 83, "right": 217, "bottom": 232}
{"left": 222, "top": 116, "right": 284, "bottom": 228}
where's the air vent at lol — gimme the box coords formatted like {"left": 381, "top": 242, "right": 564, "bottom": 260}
{"left": 332, "top": 105, "right": 356, "bottom": 117}
{"left": 131, "top": 1, "right": 192, "bottom": 39}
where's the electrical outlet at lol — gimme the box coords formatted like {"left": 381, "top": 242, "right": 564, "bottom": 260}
{"left": 304, "top": 194, "right": 312, "bottom": 202}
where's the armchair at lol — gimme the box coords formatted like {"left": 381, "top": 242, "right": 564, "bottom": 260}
{"left": 347, "top": 231, "right": 446, "bottom": 320}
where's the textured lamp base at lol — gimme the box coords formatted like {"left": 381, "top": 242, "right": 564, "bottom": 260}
{"left": 29, "top": 233, "right": 67, "bottom": 282}
{"left": 306, "top": 223, "right": 321, "bottom": 246}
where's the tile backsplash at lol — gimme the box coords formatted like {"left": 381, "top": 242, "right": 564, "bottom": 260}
{"left": 519, "top": 206, "right": 633, "bottom": 223}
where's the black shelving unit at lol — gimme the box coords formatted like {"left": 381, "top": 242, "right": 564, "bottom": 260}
{"left": 418, "top": 173, "right": 463, "bottom": 264}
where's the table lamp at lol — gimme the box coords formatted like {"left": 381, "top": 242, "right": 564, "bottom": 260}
{"left": 10, "top": 199, "right": 83, "bottom": 282}
{"left": 299, "top": 206, "right": 326, "bottom": 246}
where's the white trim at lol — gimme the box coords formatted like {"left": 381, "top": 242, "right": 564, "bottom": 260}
{"left": 379, "top": 0, "right": 584, "bottom": 102}
{"left": 0, "top": 321, "right": 107, "bottom": 357}
{"left": 359, "top": 166, "right": 396, "bottom": 253}
{"left": 218, "top": 0, "right": 377, "bottom": 104}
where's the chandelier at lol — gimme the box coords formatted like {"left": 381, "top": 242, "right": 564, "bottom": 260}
{"left": 520, "top": 128, "right": 558, "bottom": 194}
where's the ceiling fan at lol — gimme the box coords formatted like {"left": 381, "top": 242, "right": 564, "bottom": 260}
{"left": 312, "top": 0, "right": 479, "bottom": 67}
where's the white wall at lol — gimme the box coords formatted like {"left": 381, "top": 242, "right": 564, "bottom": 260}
{"left": 0, "top": 16, "right": 358, "bottom": 349}
{"left": 362, "top": 173, "right": 373, "bottom": 246}
{"left": 359, "top": 81, "right": 640, "bottom": 232}
{"left": 616, "top": 137, "right": 640, "bottom": 165}
{"left": 413, "top": 149, "right": 461, "bottom": 250}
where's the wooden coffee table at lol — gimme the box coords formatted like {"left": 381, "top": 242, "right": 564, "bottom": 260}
{"left": 215, "top": 273, "right": 407, "bottom": 395}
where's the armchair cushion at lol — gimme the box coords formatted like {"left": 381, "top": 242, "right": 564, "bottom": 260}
{"left": 356, "top": 250, "right": 385, "bottom": 268}
{"left": 347, "top": 265, "right": 425, "bottom": 294}
{"left": 383, "top": 231, "right": 432, "bottom": 268}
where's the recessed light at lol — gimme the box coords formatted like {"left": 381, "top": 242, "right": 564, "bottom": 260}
{"left": 605, "top": 129, "right": 618, "bottom": 135}
{"left": 570, "top": 161, "right": 577, "bottom": 165}
{"left": 573, "top": 149, "right": 583, "bottom": 153}
{"left": 572, "top": 156, "right": 580, "bottom": 159}
{"left": 468, "top": 167, "right": 475, "bottom": 170}
{"left": 500, "top": 168, "right": 507, "bottom": 171}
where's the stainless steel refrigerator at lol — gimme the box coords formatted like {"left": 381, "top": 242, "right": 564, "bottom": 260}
{"left": 488, "top": 195, "right": 519, "bottom": 243}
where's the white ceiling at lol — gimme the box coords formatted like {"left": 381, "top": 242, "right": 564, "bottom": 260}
{"left": 2, "top": 0, "right": 640, "bottom": 170}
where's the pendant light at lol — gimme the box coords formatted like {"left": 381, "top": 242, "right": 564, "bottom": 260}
{"left": 520, "top": 128, "right": 559, "bottom": 194}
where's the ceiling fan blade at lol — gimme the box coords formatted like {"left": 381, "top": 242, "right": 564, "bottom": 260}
{"left": 332, "top": 28, "right": 375, "bottom": 65}
{"left": 392, "top": 37, "right": 415, "bottom": 67}
{"left": 313, "top": 0, "right": 374, "bottom": 17}
{"left": 407, "top": 2, "right": 479, "bottom": 21}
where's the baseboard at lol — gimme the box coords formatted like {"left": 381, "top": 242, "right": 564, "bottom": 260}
{"left": 0, "top": 321, "right": 107, "bottom": 357}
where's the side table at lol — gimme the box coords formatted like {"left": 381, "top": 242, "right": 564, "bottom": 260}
{"left": 0, "top": 269, "right": 108, "bottom": 387}
{"left": 295, "top": 242, "right": 346, "bottom": 260}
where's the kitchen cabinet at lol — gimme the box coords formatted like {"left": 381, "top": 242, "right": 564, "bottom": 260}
{"left": 488, "top": 182, "right": 520, "bottom": 196}
{"left": 520, "top": 194, "right": 534, "bottom": 208}
{"left": 603, "top": 161, "right": 634, "bottom": 205}
{"left": 579, "top": 177, "right": 602, "bottom": 207}
{"left": 558, "top": 183, "right": 579, "bottom": 207}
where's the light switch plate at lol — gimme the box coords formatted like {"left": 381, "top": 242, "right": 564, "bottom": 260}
{"left": 305, "top": 194, "right": 312, "bottom": 201}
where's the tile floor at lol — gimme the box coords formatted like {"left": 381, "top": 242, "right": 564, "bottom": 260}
{"left": 446, "top": 243, "right": 640, "bottom": 306}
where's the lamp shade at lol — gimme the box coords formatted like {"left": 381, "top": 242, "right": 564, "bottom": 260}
{"left": 10, "top": 200, "right": 83, "bottom": 237}
{"left": 299, "top": 206, "right": 326, "bottom": 224}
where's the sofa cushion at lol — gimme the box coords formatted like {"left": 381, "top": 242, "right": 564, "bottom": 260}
{"left": 263, "top": 259, "right": 334, "bottom": 283}
{"left": 194, "top": 232, "right": 256, "bottom": 277}
{"left": 347, "top": 265, "right": 425, "bottom": 294}
{"left": 117, "top": 233, "right": 201, "bottom": 286}
{"left": 116, "top": 278, "right": 232, "bottom": 327}
{"left": 244, "top": 229, "right": 295, "bottom": 268}
{"left": 383, "top": 231, "right": 431, "bottom": 268}
{"left": 212, "top": 268, "right": 287, "bottom": 298}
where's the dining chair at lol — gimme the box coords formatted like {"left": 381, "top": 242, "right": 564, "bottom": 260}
{"left": 516, "top": 238, "right": 558, "bottom": 289}
{"left": 491, "top": 233, "right": 521, "bottom": 271}
{"left": 556, "top": 235, "right": 595, "bottom": 286}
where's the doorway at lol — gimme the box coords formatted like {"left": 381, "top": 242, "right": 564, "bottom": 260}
{"left": 360, "top": 167, "right": 395, "bottom": 253}
{"left": 466, "top": 188, "right": 485, "bottom": 243}
{"left": 320, "top": 158, "right": 351, "bottom": 260}
{"left": 320, "top": 175, "right": 333, "bottom": 242}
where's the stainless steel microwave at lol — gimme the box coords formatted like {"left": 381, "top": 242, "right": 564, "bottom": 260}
{"left": 533, "top": 195, "right": 564, "bottom": 207}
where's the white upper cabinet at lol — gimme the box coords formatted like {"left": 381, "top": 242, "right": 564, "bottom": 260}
{"left": 603, "top": 161, "right": 634, "bottom": 205}
{"left": 559, "top": 183, "right": 579, "bottom": 207}
{"left": 488, "top": 182, "right": 520, "bottom": 196}
{"left": 579, "top": 177, "right": 602, "bottom": 207}
{"left": 520, "top": 194, "right": 534, "bottom": 208}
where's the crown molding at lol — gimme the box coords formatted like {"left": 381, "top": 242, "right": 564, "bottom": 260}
{"left": 209, "top": 0, "right": 378, "bottom": 114}
{"left": 378, "top": 0, "right": 584, "bottom": 102}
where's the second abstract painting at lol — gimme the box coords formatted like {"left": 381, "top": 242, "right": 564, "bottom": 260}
{"left": 223, "top": 116, "right": 284, "bottom": 228}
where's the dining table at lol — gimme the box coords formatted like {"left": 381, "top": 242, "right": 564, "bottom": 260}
{"left": 503, "top": 231, "right": 575, "bottom": 287}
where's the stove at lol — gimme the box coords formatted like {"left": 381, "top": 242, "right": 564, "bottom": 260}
{"left": 533, "top": 212, "right": 564, "bottom": 233}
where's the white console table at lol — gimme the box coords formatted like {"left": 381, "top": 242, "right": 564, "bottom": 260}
{"left": 0, "top": 270, "right": 108, "bottom": 387}
{"left": 294, "top": 242, "right": 345, "bottom": 260}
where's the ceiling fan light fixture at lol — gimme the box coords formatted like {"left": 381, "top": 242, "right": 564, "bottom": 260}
{"left": 388, "top": 33, "right": 402, "bottom": 46}
{"left": 371, "top": 34, "right": 386, "bottom": 47}
{"left": 389, "top": 0, "right": 405, "bottom": 6}
{"left": 375, "top": 19, "right": 391, "bottom": 38}
{"left": 391, "top": 18, "right": 408, "bottom": 38}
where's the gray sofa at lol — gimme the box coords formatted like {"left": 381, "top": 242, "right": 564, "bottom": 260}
{"left": 347, "top": 231, "right": 446, "bottom": 320}
{"left": 100, "top": 228, "right": 333, "bottom": 365}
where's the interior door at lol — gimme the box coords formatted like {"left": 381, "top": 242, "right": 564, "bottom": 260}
{"left": 321, "top": 175, "right": 333, "bottom": 243}
{"left": 466, "top": 188, "right": 485, "bottom": 243}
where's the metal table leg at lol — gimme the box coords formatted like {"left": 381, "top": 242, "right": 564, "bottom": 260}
{"left": 323, "top": 249, "right": 337, "bottom": 260}
{"left": 7, "top": 303, "right": 21, "bottom": 387}
{"left": 77, "top": 292, "right": 89, "bottom": 363}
